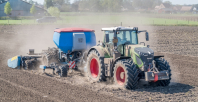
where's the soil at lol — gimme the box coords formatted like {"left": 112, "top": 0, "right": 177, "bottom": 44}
{"left": 0, "top": 25, "right": 198, "bottom": 102}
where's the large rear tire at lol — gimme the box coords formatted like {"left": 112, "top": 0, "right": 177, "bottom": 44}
{"left": 113, "top": 59, "right": 139, "bottom": 89}
{"left": 149, "top": 58, "right": 171, "bottom": 86}
{"left": 86, "top": 50, "right": 106, "bottom": 82}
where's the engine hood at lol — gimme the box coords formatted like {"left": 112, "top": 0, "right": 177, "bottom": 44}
{"left": 134, "top": 47, "right": 154, "bottom": 55}
{"left": 124, "top": 44, "right": 154, "bottom": 56}
{"left": 123, "top": 44, "right": 154, "bottom": 71}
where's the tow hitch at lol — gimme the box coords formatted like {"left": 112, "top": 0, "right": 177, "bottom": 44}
{"left": 145, "top": 60, "right": 169, "bottom": 82}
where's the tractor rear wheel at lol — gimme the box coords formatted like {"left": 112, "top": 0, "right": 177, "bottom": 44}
{"left": 113, "top": 59, "right": 139, "bottom": 89}
{"left": 149, "top": 58, "right": 172, "bottom": 86}
{"left": 86, "top": 50, "right": 106, "bottom": 82}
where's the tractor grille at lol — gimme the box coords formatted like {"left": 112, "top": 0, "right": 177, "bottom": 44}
{"left": 134, "top": 47, "right": 154, "bottom": 71}
{"left": 139, "top": 53, "right": 154, "bottom": 64}
{"left": 139, "top": 53, "right": 154, "bottom": 71}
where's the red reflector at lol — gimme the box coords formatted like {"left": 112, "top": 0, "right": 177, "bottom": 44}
{"left": 154, "top": 73, "right": 158, "bottom": 82}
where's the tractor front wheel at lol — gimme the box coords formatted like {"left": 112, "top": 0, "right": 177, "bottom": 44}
{"left": 149, "top": 58, "right": 172, "bottom": 87}
{"left": 113, "top": 59, "right": 139, "bottom": 89}
{"left": 86, "top": 50, "right": 106, "bottom": 82}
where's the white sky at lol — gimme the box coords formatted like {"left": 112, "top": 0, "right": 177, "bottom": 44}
{"left": 165, "top": 0, "right": 198, "bottom": 5}
{"left": 32, "top": 0, "right": 197, "bottom": 5}
{"left": 31, "top": 0, "right": 74, "bottom": 4}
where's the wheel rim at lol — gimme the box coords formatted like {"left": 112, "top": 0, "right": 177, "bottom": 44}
{"left": 116, "top": 66, "right": 125, "bottom": 85}
{"left": 90, "top": 58, "right": 99, "bottom": 78}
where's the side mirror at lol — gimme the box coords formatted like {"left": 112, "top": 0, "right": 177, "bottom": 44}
{"left": 145, "top": 32, "right": 149, "bottom": 41}
{"left": 105, "top": 34, "right": 109, "bottom": 43}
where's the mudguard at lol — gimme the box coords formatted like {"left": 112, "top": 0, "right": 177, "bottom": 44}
{"left": 7, "top": 56, "right": 21, "bottom": 69}
{"left": 154, "top": 56, "right": 164, "bottom": 59}
{"left": 88, "top": 46, "right": 105, "bottom": 57}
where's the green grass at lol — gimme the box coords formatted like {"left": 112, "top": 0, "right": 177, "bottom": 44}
{"left": 58, "top": 15, "right": 198, "bottom": 26}
{"left": 147, "top": 18, "right": 198, "bottom": 25}
{"left": 0, "top": 20, "right": 37, "bottom": 24}
{"left": 60, "top": 12, "right": 198, "bottom": 16}
{"left": 0, "top": 13, "right": 198, "bottom": 26}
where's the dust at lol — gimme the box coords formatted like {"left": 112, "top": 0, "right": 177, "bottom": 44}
{"left": 15, "top": 25, "right": 60, "bottom": 54}
{"left": 2, "top": 24, "right": 198, "bottom": 101}
{"left": 3, "top": 13, "right": 165, "bottom": 87}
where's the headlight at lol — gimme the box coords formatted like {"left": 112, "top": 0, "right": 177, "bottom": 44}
{"left": 138, "top": 51, "right": 142, "bottom": 55}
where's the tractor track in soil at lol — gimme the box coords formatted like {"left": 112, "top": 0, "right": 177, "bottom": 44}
{"left": 0, "top": 25, "right": 198, "bottom": 101}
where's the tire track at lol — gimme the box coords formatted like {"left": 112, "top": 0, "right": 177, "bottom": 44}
{"left": 0, "top": 77, "right": 63, "bottom": 102}
{"left": 0, "top": 66, "right": 127, "bottom": 102}
{"left": 1, "top": 25, "right": 198, "bottom": 101}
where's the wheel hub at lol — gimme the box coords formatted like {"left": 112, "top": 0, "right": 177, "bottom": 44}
{"left": 120, "top": 72, "right": 125, "bottom": 79}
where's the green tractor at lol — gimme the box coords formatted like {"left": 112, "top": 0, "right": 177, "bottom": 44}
{"left": 86, "top": 26, "right": 171, "bottom": 89}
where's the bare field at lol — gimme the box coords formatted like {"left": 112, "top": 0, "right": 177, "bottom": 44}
{"left": 0, "top": 25, "right": 198, "bottom": 101}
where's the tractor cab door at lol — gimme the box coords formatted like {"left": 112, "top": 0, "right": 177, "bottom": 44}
{"left": 117, "top": 31, "right": 138, "bottom": 56}
{"left": 104, "top": 31, "right": 114, "bottom": 57}
{"left": 117, "top": 31, "right": 125, "bottom": 56}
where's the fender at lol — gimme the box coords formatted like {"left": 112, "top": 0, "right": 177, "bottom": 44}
{"left": 87, "top": 46, "right": 105, "bottom": 57}
{"left": 109, "top": 56, "right": 131, "bottom": 77}
{"left": 154, "top": 55, "right": 164, "bottom": 59}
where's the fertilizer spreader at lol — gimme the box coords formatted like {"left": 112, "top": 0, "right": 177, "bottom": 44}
{"left": 8, "top": 27, "right": 96, "bottom": 76}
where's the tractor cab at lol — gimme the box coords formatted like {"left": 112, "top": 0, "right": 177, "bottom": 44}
{"left": 103, "top": 27, "right": 138, "bottom": 45}
{"left": 102, "top": 27, "right": 148, "bottom": 57}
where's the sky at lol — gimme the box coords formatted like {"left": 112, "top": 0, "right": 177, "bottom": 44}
{"left": 31, "top": 0, "right": 74, "bottom": 4}
{"left": 166, "top": 0, "right": 198, "bottom": 5}
{"left": 33, "top": 0, "right": 197, "bottom": 5}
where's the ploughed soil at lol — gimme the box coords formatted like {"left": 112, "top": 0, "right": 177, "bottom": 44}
{"left": 0, "top": 25, "right": 198, "bottom": 102}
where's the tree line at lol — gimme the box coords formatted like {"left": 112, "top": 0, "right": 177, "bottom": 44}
{"left": 77, "top": 0, "right": 163, "bottom": 12}
{"left": 44, "top": 0, "right": 164, "bottom": 12}
{"left": 2, "top": 0, "right": 173, "bottom": 18}
{"left": 3, "top": 1, "right": 61, "bottom": 18}
{"left": 4, "top": 1, "right": 37, "bottom": 16}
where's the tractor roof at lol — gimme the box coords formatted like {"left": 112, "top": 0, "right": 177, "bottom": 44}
{"left": 101, "top": 26, "right": 136, "bottom": 31}
{"left": 54, "top": 27, "right": 95, "bottom": 33}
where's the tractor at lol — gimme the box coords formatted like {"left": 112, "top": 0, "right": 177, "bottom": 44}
{"left": 85, "top": 26, "right": 171, "bottom": 89}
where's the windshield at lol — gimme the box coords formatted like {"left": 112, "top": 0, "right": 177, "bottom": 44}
{"left": 105, "top": 30, "right": 138, "bottom": 45}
